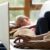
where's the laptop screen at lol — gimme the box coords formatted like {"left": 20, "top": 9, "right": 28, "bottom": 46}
{"left": 0, "top": 2, "right": 9, "bottom": 50}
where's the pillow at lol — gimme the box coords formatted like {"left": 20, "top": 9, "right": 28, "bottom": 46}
{"left": 13, "top": 28, "right": 45, "bottom": 40}
{"left": 13, "top": 28, "right": 36, "bottom": 38}
{"left": 44, "top": 31, "right": 50, "bottom": 40}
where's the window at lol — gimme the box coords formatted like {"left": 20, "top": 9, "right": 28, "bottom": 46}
{"left": 30, "top": 0, "right": 49, "bottom": 24}
{"left": 9, "top": 0, "right": 25, "bottom": 21}
{"left": 9, "top": 0, "right": 25, "bottom": 7}
{"left": 30, "top": 10, "right": 40, "bottom": 24}
{"left": 0, "top": 0, "right": 25, "bottom": 7}
{"left": 0, "top": 0, "right": 25, "bottom": 21}
{"left": 10, "top": 10, "right": 24, "bottom": 21}
{"left": 0, "top": 0, "right": 49, "bottom": 22}
{"left": 32, "top": 0, "right": 48, "bottom": 4}
{"left": 0, "top": 0, "right": 7, "bottom": 3}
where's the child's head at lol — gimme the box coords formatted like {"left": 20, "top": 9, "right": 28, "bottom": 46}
{"left": 15, "top": 15, "right": 30, "bottom": 27}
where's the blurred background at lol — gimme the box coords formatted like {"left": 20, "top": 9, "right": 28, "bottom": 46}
{"left": 0, "top": 0, "right": 48, "bottom": 23}
{"left": 0, "top": 0, "right": 50, "bottom": 50}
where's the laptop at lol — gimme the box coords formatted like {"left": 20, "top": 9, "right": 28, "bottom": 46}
{"left": 0, "top": 2, "right": 9, "bottom": 50}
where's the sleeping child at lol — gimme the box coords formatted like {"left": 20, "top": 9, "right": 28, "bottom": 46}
{"left": 10, "top": 15, "right": 36, "bottom": 38}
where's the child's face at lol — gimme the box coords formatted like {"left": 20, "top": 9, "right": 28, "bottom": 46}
{"left": 15, "top": 17, "right": 30, "bottom": 27}
{"left": 22, "top": 17, "right": 30, "bottom": 26}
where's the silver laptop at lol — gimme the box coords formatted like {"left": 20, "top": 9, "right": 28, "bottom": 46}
{"left": 0, "top": 2, "right": 9, "bottom": 50}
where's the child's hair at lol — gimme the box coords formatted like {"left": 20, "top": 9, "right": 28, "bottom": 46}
{"left": 15, "top": 15, "right": 29, "bottom": 28}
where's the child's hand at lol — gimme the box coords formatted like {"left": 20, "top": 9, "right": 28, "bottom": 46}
{"left": 30, "top": 28, "right": 35, "bottom": 32}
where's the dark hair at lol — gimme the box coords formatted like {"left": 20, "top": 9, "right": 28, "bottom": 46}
{"left": 44, "top": 11, "right": 50, "bottom": 19}
{"left": 44, "top": 11, "right": 50, "bottom": 27}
